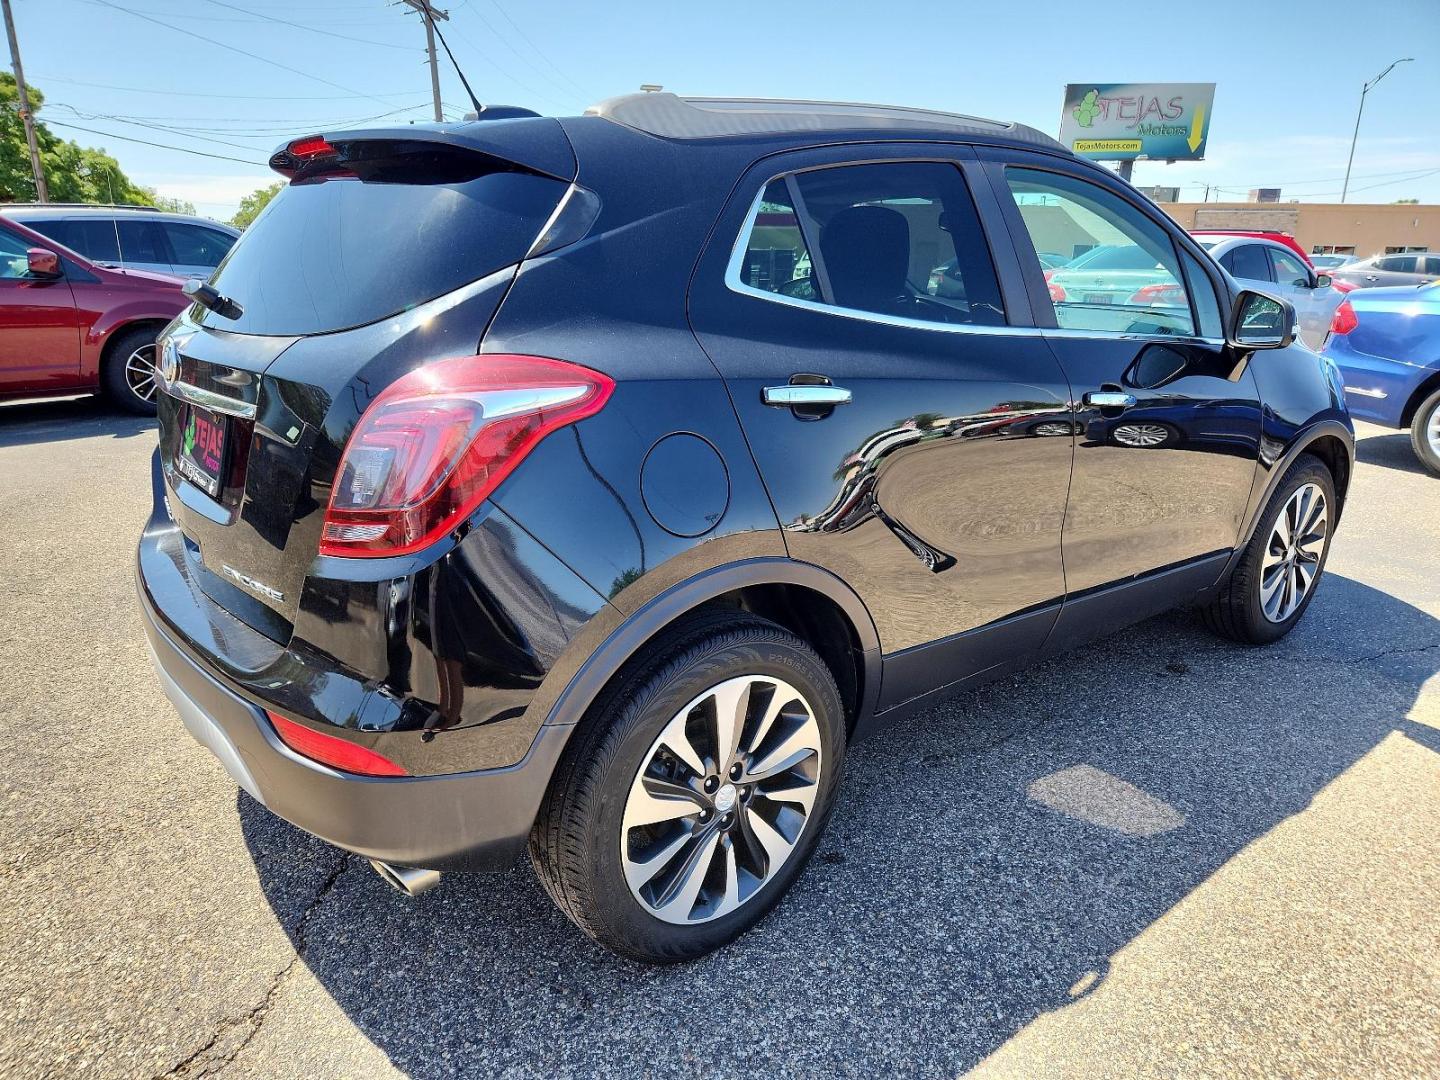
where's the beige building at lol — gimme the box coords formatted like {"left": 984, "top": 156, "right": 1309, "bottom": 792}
{"left": 1156, "top": 201, "right": 1440, "bottom": 258}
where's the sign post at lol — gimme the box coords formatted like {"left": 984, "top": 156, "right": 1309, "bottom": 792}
{"left": 1058, "top": 83, "right": 1215, "bottom": 181}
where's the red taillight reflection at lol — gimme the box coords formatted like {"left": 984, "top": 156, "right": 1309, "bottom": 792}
{"left": 1048, "top": 282, "right": 1067, "bottom": 303}
{"left": 1330, "top": 299, "right": 1359, "bottom": 336}
{"left": 267, "top": 711, "right": 408, "bottom": 776}
{"left": 319, "top": 354, "right": 614, "bottom": 558}
{"left": 1128, "top": 283, "right": 1187, "bottom": 306}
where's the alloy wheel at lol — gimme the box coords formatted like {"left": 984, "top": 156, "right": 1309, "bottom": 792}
{"left": 1260, "top": 482, "right": 1328, "bottom": 623}
{"left": 1427, "top": 402, "right": 1440, "bottom": 458}
{"left": 620, "top": 675, "right": 823, "bottom": 925}
{"left": 1112, "top": 423, "right": 1171, "bottom": 448}
{"left": 125, "top": 343, "right": 159, "bottom": 404}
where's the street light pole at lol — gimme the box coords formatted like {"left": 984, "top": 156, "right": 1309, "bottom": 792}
{"left": 1341, "top": 57, "right": 1412, "bottom": 204}
{"left": 1, "top": 0, "right": 47, "bottom": 203}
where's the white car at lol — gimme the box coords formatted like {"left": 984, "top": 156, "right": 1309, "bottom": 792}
{"left": 1195, "top": 235, "right": 1346, "bottom": 350}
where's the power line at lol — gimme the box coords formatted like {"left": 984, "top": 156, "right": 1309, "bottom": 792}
{"left": 46, "top": 120, "right": 268, "bottom": 165}
{"left": 197, "top": 0, "right": 413, "bottom": 51}
{"left": 32, "top": 73, "right": 421, "bottom": 100}
{"left": 55, "top": 103, "right": 435, "bottom": 139}
{"left": 50, "top": 104, "right": 267, "bottom": 151}
{"left": 442, "top": 15, "right": 569, "bottom": 110}
{"left": 54, "top": 104, "right": 433, "bottom": 135}
{"left": 81, "top": 0, "right": 401, "bottom": 108}
{"left": 475, "top": 0, "right": 594, "bottom": 99}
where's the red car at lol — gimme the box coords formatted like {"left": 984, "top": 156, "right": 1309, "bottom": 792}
{"left": 1190, "top": 229, "right": 1313, "bottom": 267}
{"left": 0, "top": 214, "right": 188, "bottom": 414}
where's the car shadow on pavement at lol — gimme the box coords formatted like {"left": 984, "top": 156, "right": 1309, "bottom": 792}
{"left": 1353, "top": 428, "right": 1431, "bottom": 478}
{"left": 0, "top": 396, "right": 155, "bottom": 448}
{"left": 239, "top": 573, "right": 1439, "bottom": 1077}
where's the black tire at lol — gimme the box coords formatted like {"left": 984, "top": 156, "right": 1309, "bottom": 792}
{"left": 1409, "top": 388, "right": 1440, "bottom": 477}
{"left": 1199, "top": 453, "right": 1336, "bottom": 645}
{"left": 101, "top": 326, "right": 161, "bottom": 416}
{"left": 529, "top": 611, "right": 846, "bottom": 963}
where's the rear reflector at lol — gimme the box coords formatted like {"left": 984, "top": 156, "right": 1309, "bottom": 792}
{"left": 319, "top": 354, "right": 613, "bottom": 558}
{"left": 267, "top": 711, "right": 408, "bottom": 776}
{"left": 1330, "top": 299, "right": 1358, "bottom": 336}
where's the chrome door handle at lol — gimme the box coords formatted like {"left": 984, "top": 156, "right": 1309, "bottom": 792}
{"left": 763, "top": 385, "right": 853, "bottom": 408}
{"left": 1083, "top": 391, "right": 1137, "bottom": 408}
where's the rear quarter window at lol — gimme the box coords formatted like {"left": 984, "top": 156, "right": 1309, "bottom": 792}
{"left": 203, "top": 165, "right": 567, "bottom": 336}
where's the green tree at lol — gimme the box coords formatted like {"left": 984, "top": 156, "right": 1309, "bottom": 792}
{"left": 0, "top": 74, "right": 150, "bottom": 204}
{"left": 231, "top": 181, "right": 283, "bottom": 230}
{"left": 144, "top": 190, "right": 197, "bottom": 215}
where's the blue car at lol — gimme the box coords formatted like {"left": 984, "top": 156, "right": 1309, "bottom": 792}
{"left": 1323, "top": 281, "right": 1440, "bottom": 476}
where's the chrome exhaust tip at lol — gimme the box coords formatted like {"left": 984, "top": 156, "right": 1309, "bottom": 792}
{"left": 369, "top": 859, "right": 442, "bottom": 896}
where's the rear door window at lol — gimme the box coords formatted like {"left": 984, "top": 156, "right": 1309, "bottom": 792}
{"left": 203, "top": 156, "right": 568, "bottom": 336}
{"left": 1379, "top": 255, "right": 1417, "bottom": 273}
{"left": 734, "top": 161, "right": 1006, "bottom": 327}
{"left": 116, "top": 220, "right": 168, "bottom": 265}
{"left": 1224, "top": 244, "right": 1272, "bottom": 282}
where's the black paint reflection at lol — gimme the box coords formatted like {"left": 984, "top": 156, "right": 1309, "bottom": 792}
{"left": 794, "top": 402, "right": 1076, "bottom": 575}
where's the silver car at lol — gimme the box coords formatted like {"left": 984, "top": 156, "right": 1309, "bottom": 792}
{"left": 0, "top": 205, "right": 238, "bottom": 280}
{"left": 1196, "top": 236, "right": 1346, "bottom": 351}
{"left": 1329, "top": 251, "right": 1440, "bottom": 290}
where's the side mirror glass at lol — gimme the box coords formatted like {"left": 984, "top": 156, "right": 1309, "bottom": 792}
{"left": 26, "top": 247, "right": 60, "bottom": 277}
{"left": 1315, "top": 273, "right": 1332, "bottom": 289}
{"left": 1227, "top": 288, "right": 1296, "bottom": 350}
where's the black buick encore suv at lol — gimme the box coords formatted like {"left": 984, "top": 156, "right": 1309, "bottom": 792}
{"left": 138, "top": 94, "right": 1353, "bottom": 962}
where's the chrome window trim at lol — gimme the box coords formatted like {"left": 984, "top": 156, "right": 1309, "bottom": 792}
{"left": 722, "top": 185, "right": 1034, "bottom": 338}
{"left": 722, "top": 182, "right": 1226, "bottom": 348}
{"left": 160, "top": 378, "right": 258, "bottom": 419}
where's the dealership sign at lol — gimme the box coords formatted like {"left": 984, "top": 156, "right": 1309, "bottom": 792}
{"left": 1058, "top": 83, "right": 1215, "bottom": 162}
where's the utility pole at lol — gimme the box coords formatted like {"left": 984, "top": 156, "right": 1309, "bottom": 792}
{"left": 1341, "top": 57, "right": 1412, "bottom": 204}
{"left": 401, "top": 0, "right": 447, "bottom": 122}
{"left": 2, "top": 0, "right": 47, "bottom": 202}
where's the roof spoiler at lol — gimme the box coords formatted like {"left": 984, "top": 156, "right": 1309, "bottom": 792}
{"left": 268, "top": 117, "right": 576, "bottom": 183}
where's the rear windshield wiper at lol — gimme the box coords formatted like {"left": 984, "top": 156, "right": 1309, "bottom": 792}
{"left": 183, "top": 279, "right": 243, "bottom": 321}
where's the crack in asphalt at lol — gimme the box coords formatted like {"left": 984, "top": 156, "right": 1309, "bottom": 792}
{"left": 154, "top": 852, "right": 351, "bottom": 1080}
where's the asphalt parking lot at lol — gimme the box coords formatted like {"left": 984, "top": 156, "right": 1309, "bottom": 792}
{"left": 1, "top": 397, "right": 1436, "bottom": 1079}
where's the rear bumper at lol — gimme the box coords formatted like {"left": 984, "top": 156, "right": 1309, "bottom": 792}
{"left": 138, "top": 572, "right": 569, "bottom": 871}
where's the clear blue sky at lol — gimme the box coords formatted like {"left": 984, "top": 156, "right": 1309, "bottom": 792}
{"left": 8, "top": 0, "right": 1439, "bottom": 221}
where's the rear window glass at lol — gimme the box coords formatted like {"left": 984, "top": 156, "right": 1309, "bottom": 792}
{"left": 203, "top": 163, "right": 566, "bottom": 335}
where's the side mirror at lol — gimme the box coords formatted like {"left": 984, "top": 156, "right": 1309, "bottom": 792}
{"left": 1315, "top": 273, "right": 1332, "bottom": 289}
{"left": 1227, "top": 288, "right": 1296, "bottom": 350}
{"left": 26, "top": 247, "right": 60, "bottom": 278}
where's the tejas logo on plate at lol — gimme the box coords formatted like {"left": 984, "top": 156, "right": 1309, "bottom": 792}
{"left": 185, "top": 411, "right": 224, "bottom": 472}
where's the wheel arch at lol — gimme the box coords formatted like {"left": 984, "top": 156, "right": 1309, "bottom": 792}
{"left": 538, "top": 558, "right": 881, "bottom": 741}
{"left": 1400, "top": 369, "right": 1440, "bottom": 429}
{"left": 1200, "top": 419, "right": 1354, "bottom": 605}
{"left": 98, "top": 317, "right": 170, "bottom": 377}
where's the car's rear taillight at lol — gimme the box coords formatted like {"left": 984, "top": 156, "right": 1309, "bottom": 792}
{"left": 319, "top": 354, "right": 613, "bottom": 557}
{"left": 1328, "top": 278, "right": 1357, "bottom": 294}
{"left": 1330, "top": 300, "right": 1359, "bottom": 336}
{"left": 1048, "top": 282, "right": 1067, "bottom": 303}
{"left": 267, "top": 711, "right": 408, "bottom": 776}
{"left": 1128, "top": 283, "right": 1187, "bottom": 305}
